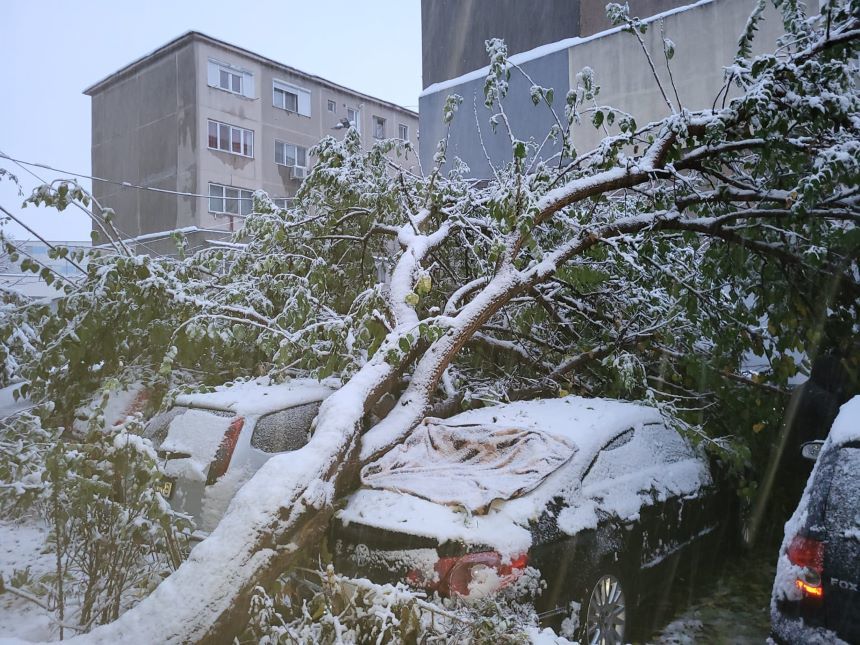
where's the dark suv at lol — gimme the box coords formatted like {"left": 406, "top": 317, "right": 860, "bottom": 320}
{"left": 770, "top": 396, "right": 860, "bottom": 644}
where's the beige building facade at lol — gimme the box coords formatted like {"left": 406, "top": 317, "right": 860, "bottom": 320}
{"left": 84, "top": 31, "right": 419, "bottom": 252}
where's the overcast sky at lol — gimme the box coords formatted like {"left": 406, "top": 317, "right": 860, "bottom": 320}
{"left": 0, "top": 0, "right": 421, "bottom": 241}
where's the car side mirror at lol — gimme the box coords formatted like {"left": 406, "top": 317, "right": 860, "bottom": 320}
{"left": 801, "top": 440, "right": 824, "bottom": 461}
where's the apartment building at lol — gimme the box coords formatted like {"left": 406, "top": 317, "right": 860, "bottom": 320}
{"left": 84, "top": 31, "right": 419, "bottom": 253}
{"left": 419, "top": 0, "right": 786, "bottom": 177}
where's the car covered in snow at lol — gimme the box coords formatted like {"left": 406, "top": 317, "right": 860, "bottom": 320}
{"left": 770, "top": 395, "right": 860, "bottom": 644}
{"left": 143, "top": 377, "right": 337, "bottom": 534}
{"left": 331, "top": 396, "right": 734, "bottom": 642}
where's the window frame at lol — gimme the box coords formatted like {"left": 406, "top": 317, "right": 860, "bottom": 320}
{"left": 347, "top": 107, "right": 361, "bottom": 132}
{"left": 274, "top": 140, "right": 308, "bottom": 168}
{"left": 398, "top": 123, "right": 409, "bottom": 140}
{"left": 327, "top": 99, "right": 337, "bottom": 113}
{"left": 273, "top": 79, "right": 311, "bottom": 117}
{"left": 207, "top": 59, "right": 254, "bottom": 98}
{"left": 372, "top": 115, "right": 386, "bottom": 139}
{"left": 207, "top": 119, "right": 254, "bottom": 158}
{"left": 208, "top": 182, "right": 254, "bottom": 217}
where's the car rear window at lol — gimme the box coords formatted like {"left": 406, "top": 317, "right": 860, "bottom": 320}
{"left": 251, "top": 402, "right": 320, "bottom": 453}
{"left": 827, "top": 446, "right": 860, "bottom": 538}
{"left": 143, "top": 406, "right": 188, "bottom": 447}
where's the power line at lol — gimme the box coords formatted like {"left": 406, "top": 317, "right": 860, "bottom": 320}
{"left": 0, "top": 153, "right": 297, "bottom": 205}
{"left": 0, "top": 151, "right": 243, "bottom": 258}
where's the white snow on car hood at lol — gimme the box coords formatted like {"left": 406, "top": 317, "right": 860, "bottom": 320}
{"left": 361, "top": 421, "right": 576, "bottom": 513}
{"left": 174, "top": 376, "right": 337, "bottom": 417}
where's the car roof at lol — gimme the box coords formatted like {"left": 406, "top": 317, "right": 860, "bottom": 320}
{"left": 428, "top": 395, "right": 663, "bottom": 472}
{"left": 828, "top": 395, "right": 860, "bottom": 447}
{"left": 174, "top": 376, "right": 338, "bottom": 417}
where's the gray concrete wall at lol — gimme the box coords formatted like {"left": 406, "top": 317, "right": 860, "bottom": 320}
{"left": 91, "top": 41, "right": 196, "bottom": 240}
{"left": 579, "top": 0, "right": 691, "bottom": 36}
{"left": 567, "top": 0, "right": 785, "bottom": 153}
{"left": 420, "top": 48, "right": 570, "bottom": 178}
{"left": 419, "top": 0, "right": 786, "bottom": 178}
{"left": 421, "top": 0, "right": 581, "bottom": 87}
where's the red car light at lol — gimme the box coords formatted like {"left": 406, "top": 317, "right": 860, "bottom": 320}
{"left": 206, "top": 417, "right": 244, "bottom": 485}
{"left": 426, "top": 551, "right": 528, "bottom": 597}
{"left": 787, "top": 534, "right": 825, "bottom": 599}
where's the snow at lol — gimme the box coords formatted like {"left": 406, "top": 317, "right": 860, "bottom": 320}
{"left": 361, "top": 419, "right": 576, "bottom": 513}
{"left": 0, "top": 519, "right": 56, "bottom": 642}
{"left": 160, "top": 410, "right": 233, "bottom": 482}
{"left": 420, "top": 0, "right": 714, "bottom": 96}
{"left": 174, "top": 376, "right": 336, "bottom": 418}
{"left": 0, "top": 383, "right": 31, "bottom": 419}
{"left": 339, "top": 488, "right": 534, "bottom": 556}
{"left": 827, "top": 395, "right": 860, "bottom": 446}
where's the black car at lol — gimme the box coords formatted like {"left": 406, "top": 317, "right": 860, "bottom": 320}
{"left": 332, "top": 396, "right": 735, "bottom": 642}
{"left": 770, "top": 395, "right": 860, "bottom": 644}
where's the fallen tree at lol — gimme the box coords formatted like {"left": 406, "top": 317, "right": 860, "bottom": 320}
{"left": 2, "top": 1, "right": 858, "bottom": 640}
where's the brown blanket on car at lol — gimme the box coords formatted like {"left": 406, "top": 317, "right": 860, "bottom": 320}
{"left": 361, "top": 419, "right": 577, "bottom": 514}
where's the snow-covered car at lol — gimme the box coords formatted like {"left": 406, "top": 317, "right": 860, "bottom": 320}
{"left": 144, "top": 377, "right": 337, "bottom": 533}
{"left": 332, "top": 396, "right": 733, "bottom": 642}
{"left": 770, "top": 395, "right": 860, "bottom": 644}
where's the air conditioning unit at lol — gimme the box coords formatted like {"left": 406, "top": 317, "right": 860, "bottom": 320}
{"left": 291, "top": 166, "right": 307, "bottom": 180}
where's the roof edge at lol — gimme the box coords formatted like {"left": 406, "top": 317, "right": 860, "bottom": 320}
{"left": 83, "top": 30, "right": 418, "bottom": 117}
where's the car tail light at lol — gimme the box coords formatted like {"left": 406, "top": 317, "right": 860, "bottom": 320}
{"left": 412, "top": 551, "right": 527, "bottom": 597}
{"left": 206, "top": 417, "right": 244, "bottom": 485}
{"left": 787, "top": 534, "right": 825, "bottom": 598}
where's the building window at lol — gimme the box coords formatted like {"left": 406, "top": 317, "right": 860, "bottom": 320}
{"left": 372, "top": 116, "right": 386, "bottom": 139}
{"left": 273, "top": 80, "right": 311, "bottom": 116}
{"left": 327, "top": 100, "right": 337, "bottom": 113}
{"left": 208, "top": 183, "right": 253, "bottom": 216}
{"left": 207, "top": 119, "right": 254, "bottom": 157}
{"left": 275, "top": 140, "right": 307, "bottom": 168}
{"left": 273, "top": 198, "right": 292, "bottom": 210}
{"left": 207, "top": 59, "right": 254, "bottom": 98}
{"left": 398, "top": 124, "right": 409, "bottom": 140}
{"left": 347, "top": 107, "right": 360, "bottom": 131}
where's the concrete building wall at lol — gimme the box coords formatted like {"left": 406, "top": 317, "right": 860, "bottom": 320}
{"left": 421, "top": 0, "right": 580, "bottom": 87}
{"left": 91, "top": 41, "right": 196, "bottom": 240}
{"left": 419, "top": 0, "right": 786, "bottom": 178}
{"left": 420, "top": 48, "right": 570, "bottom": 178}
{"left": 567, "top": 0, "right": 785, "bottom": 153}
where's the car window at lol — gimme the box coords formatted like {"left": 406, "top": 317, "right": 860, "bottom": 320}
{"left": 143, "top": 406, "right": 188, "bottom": 447}
{"left": 582, "top": 423, "right": 695, "bottom": 488}
{"left": 827, "top": 446, "right": 860, "bottom": 537}
{"left": 251, "top": 401, "right": 321, "bottom": 453}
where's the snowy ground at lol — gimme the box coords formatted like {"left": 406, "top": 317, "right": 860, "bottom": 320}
{"left": 0, "top": 513, "right": 777, "bottom": 643}
{"left": 0, "top": 518, "right": 58, "bottom": 642}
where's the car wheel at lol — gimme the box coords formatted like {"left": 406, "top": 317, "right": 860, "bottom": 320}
{"left": 578, "top": 571, "right": 629, "bottom": 645}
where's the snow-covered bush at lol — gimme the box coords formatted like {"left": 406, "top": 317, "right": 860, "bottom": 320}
{"left": 240, "top": 565, "right": 545, "bottom": 644}
{"left": 37, "top": 405, "right": 190, "bottom": 633}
